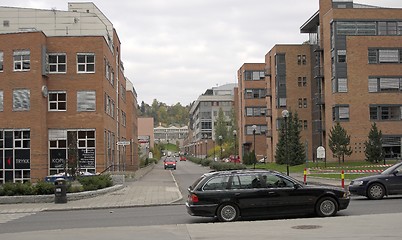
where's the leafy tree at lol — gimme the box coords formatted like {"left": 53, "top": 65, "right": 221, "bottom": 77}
{"left": 214, "top": 107, "right": 228, "bottom": 143}
{"left": 364, "top": 122, "right": 384, "bottom": 163}
{"left": 328, "top": 122, "right": 353, "bottom": 164}
{"left": 275, "top": 111, "right": 305, "bottom": 166}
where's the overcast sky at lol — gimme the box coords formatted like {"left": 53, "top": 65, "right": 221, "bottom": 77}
{"left": 1, "top": 0, "right": 401, "bottom": 105}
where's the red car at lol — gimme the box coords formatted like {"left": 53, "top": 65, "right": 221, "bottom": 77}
{"left": 180, "top": 156, "right": 187, "bottom": 161}
{"left": 164, "top": 158, "right": 176, "bottom": 170}
{"left": 229, "top": 155, "right": 241, "bottom": 164}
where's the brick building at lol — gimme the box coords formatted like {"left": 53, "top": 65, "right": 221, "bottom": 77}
{"left": 0, "top": 3, "right": 139, "bottom": 183}
{"left": 236, "top": 0, "right": 402, "bottom": 163}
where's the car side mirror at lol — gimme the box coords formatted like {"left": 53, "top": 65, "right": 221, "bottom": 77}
{"left": 294, "top": 183, "right": 301, "bottom": 189}
{"left": 392, "top": 170, "right": 399, "bottom": 176}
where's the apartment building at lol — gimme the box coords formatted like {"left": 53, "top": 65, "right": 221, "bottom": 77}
{"left": 236, "top": 63, "right": 269, "bottom": 161}
{"left": 237, "top": 0, "right": 402, "bottom": 163}
{"left": 186, "top": 83, "right": 236, "bottom": 157}
{"left": 0, "top": 3, "right": 139, "bottom": 183}
{"left": 302, "top": 0, "right": 402, "bottom": 161}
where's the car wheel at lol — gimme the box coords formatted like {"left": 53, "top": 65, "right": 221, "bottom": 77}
{"left": 316, "top": 197, "right": 338, "bottom": 217}
{"left": 367, "top": 183, "right": 385, "bottom": 200}
{"left": 217, "top": 203, "right": 239, "bottom": 222}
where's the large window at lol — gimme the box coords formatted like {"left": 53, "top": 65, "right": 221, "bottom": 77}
{"left": 48, "top": 91, "right": 67, "bottom": 111}
{"left": 77, "top": 53, "right": 95, "bottom": 73}
{"left": 332, "top": 78, "right": 348, "bottom": 93}
{"left": 48, "top": 53, "right": 67, "bottom": 73}
{"left": 244, "top": 71, "right": 265, "bottom": 81}
{"left": 77, "top": 91, "right": 95, "bottom": 111}
{"left": 0, "top": 51, "right": 3, "bottom": 71}
{"left": 13, "top": 50, "right": 30, "bottom": 71}
{"left": 105, "top": 94, "right": 115, "bottom": 117}
{"left": 13, "top": 89, "right": 30, "bottom": 111}
{"left": 0, "top": 129, "right": 31, "bottom": 183}
{"left": 246, "top": 107, "right": 266, "bottom": 117}
{"left": 245, "top": 125, "right": 268, "bottom": 135}
{"left": 369, "top": 77, "right": 402, "bottom": 92}
{"left": 245, "top": 89, "right": 266, "bottom": 99}
{"left": 333, "top": 105, "right": 350, "bottom": 121}
{"left": 370, "top": 105, "right": 402, "bottom": 121}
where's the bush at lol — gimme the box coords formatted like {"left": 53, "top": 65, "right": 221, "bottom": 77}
{"left": 209, "top": 161, "right": 247, "bottom": 171}
{"left": 78, "top": 174, "right": 113, "bottom": 191}
{"left": 200, "top": 158, "right": 212, "bottom": 167}
{"left": 34, "top": 181, "right": 55, "bottom": 195}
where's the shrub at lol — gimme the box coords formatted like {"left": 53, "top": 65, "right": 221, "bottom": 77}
{"left": 78, "top": 174, "right": 112, "bottom": 191}
{"left": 200, "top": 158, "right": 212, "bottom": 167}
{"left": 34, "top": 181, "right": 55, "bottom": 195}
{"left": 209, "top": 161, "right": 247, "bottom": 171}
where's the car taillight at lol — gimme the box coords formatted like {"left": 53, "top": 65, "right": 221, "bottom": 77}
{"left": 190, "top": 193, "right": 199, "bottom": 203}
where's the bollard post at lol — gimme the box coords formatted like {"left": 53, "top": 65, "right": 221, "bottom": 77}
{"left": 341, "top": 170, "right": 345, "bottom": 188}
{"left": 303, "top": 168, "right": 307, "bottom": 184}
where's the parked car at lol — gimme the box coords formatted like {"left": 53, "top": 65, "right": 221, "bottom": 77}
{"left": 180, "top": 156, "right": 187, "bottom": 161}
{"left": 163, "top": 157, "right": 177, "bottom": 170}
{"left": 186, "top": 170, "right": 350, "bottom": 222}
{"left": 349, "top": 162, "right": 402, "bottom": 200}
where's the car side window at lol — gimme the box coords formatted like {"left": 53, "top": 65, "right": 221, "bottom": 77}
{"left": 261, "top": 173, "right": 293, "bottom": 188}
{"left": 203, "top": 176, "right": 230, "bottom": 191}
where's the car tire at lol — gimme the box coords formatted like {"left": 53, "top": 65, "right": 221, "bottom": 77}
{"left": 367, "top": 183, "right": 385, "bottom": 200}
{"left": 315, "top": 197, "right": 338, "bottom": 217}
{"left": 217, "top": 203, "right": 239, "bottom": 222}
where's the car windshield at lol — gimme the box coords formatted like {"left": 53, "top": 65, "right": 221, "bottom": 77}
{"left": 381, "top": 163, "right": 402, "bottom": 175}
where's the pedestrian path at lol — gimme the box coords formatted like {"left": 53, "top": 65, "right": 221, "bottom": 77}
{"left": 0, "top": 212, "right": 38, "bottom": 224}
{"left": 0, "top": 163, "right": 182, "bottom": 214}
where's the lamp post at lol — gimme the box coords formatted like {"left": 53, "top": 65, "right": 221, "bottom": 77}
{"left": 233, "top": 130, "right": 237, "bottom": 164}
{"left": 219, "top": 135, "right": 223, "bottom": 160}
{"left": 204, "top": 134, "right": 208, "bottom": 159}
{"left": 282, "top": 109, "right": 290, "bottom": 176}
{"left": 252, "top": 125, "right": 257, "bottom": 169}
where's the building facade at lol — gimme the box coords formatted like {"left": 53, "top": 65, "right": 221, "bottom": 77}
{"left": 0, "top": 3, "right": 139, "bottom": 183}
{"left": 186, "top": 83, "right": 236, "bottom": 158}
{"left": 236, "top": 0, "right": 402, "bottom": 163}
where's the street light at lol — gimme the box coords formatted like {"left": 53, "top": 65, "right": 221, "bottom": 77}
{"left": 219, "top": 135, "right": 223, "bottom": 160}
{"left": 282, "top": 109, "right": 290, "bottom": 176}
{"left": 252, "top": 125, "right": 257, "bottom": 169}
{"left": 204, "top": 134, "right": 208, "bottom": 159}
{"left": 233, "top": 130, "right": 237, "bottom": 164}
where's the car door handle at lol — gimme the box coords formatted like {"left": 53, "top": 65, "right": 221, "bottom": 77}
{"left": 268, "top": 191, "right": 276, "bottom": 195}
{"left": 235, "top": 193, "right": 241, "bottom": 196}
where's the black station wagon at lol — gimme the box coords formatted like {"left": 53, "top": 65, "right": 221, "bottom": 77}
{"left": 186, "top": 170, "right": 350, "bottom": 222}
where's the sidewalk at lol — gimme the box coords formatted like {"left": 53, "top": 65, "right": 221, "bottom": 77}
{"left": 0, "top": 163, "right": 182, "bottom": 214}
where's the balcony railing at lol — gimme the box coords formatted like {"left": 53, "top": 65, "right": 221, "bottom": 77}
{"left": 312, "top": 120, "right": 325, "bottom": 133}
{"left": 313, "top": 66, "right": 324, "bottom": 78}
{"left": 313, "top": 93, "right": 325, "bottom": 105}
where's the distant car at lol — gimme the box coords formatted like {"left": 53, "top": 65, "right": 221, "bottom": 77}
{"left": 349, "top": 162, "right": 402, "bottom": 200}
{"left": 186, "top": 170, "right": 350, "bottom": 222}
{"left": 180, "top": 156, "right": 187, "bottom": 161}
{"left": 229, "top": 155, "right": 240, "bottom": 164}
{"left": 164, "top": 157, "right": 176, "bottom": 170}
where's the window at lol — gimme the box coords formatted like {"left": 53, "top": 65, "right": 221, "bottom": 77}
{"left": 369, "top": 48, "right": 402, "bottom": 64}
{"left": 77, "top": 91, "right": 95, "bottom": 111}
{"left": 245, "top": 107, "right": 266, "bottom": 117}
{"left": 0, "top": 51, "right": 3, "bottom": 71}
{"left": 13, "top": 50, "right": 30, "bottom": 71}
{"left": 333, "top": 105, "right": 349, "bottom": 121}
{"left": 121, "top": 111, "right": 126, "bottom": 127}
{"left": 369, "top": 77, "right": 402, "bottom": 92}
{"left": 77, "top": 53, "right": 95, "bottom": 73}
{"left": 13, "top": 89, "right": 30, "bottom": 111}
{"left": 332, "top": 78, "right": 348, "bottom": 93}
{"left": 370, "top": 105, "right": 401, "bottom": 120}
{"left": 48, "top": 91, "right": 66, "bottom": 111}
{"left": 203, "top": 176, "right": 230, "bottom": 191}
{"left": 105, "top": 94, "right": 115, "bottom": 117}
{"left": 338, "top": 50, "right": 346, "bottom": 63}
{"left": 0, "top": 90, "right": 3, "bottom": 111}
{"left": 48, "top": 53, "right": 66, "bottom": 73}
{"left": 244, "top": 71, "right": 265, "bottom": 81}
{"left": 303, "top": 98, "right": 308, "bottom": 108}
{"left": 298, "top": 98, "right": 302, "bottom": 108}
{"left": 246, "top": 125, "right": 267, "bottom": 135}
{"left": 245, "top": 89, "right": 266, "bottom": 99}
{"left": 297, "top": 77, "right": 307, "bottom": 87}
{"left": 378, "top": 21, "right": 397, "bottom": 35}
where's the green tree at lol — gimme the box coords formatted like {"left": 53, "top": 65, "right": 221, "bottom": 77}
{"left": 275, "top": 111, "right": 305, "bottom": 166}
{"left": 214, "top": 107, "right": 228, "bottom": 143}
{"left": 364, "top": 122, "right": 384, "bottom": 163}
{"left": 328, "top": 122, "right": 353, "bottom": 164}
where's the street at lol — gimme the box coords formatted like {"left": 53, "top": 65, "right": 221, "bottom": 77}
{"left": 0, "top": 160, "right": 401, "bottom": 235}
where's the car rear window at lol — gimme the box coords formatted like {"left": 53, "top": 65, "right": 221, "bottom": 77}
{"left": 189, "top": 176, "right": 205, "bottom": 190}
{"left": 202, "top": 176, "right": 230, "bottom": 191}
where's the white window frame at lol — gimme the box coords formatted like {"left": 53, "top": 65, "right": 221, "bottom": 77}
{"left": 48, "top": 91, "right": 67, "bottom": 111}
{"left": 13, "top": 50, "right": 30, "bottom": 71}
{"left": 0, "top": 90, "right": 3, "bottom": 111}
{"left": 48, "top": 53, "right": 67, "bottom": 73}
{"left": 0, "top": 51, "right": 3, "bottom": 71}
{"left": 77, "top": 53, "right": 95, "bottom": 73}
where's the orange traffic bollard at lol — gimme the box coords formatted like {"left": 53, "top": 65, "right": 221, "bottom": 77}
{"left": 303, "top": 168, "right": 307, "bottom": 184}
{"left": 341, "top": 170, "right": 345, "bottom": 188}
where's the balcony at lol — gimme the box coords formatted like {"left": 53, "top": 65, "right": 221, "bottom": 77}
{"left": 312, "top": 120, "right": 326, "bottom": 133}
{"left": 314, "top": 66, "right": 324, "bottom": 79}
{"left": 314, "top": 93, "right": 325, "bottom": 106}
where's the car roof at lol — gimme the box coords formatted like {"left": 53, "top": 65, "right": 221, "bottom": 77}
{"left": 203, "top": 169, "right": 280, "bottom": 178}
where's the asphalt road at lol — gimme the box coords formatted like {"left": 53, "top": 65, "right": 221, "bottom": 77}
{"left": 1, "top": 160, "right": 401, "bottom": 234}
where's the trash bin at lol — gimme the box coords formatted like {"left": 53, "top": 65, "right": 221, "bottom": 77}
{"left": 54, "top": 178, "right": 67, "bottom": 204}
